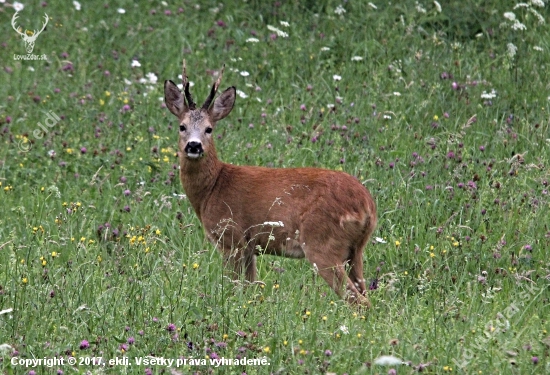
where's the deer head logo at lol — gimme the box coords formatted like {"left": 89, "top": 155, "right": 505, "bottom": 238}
{"left": 11, "top": 11, "right": 49, "bottom": 54}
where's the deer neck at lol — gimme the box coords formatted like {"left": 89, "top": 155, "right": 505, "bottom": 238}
{"left": 179, "top": 147, "right": 223, "bottom": 219}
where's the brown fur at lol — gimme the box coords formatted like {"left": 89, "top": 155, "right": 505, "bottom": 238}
{"left": 164, "top": 67, "right": 377, "bottom": 307}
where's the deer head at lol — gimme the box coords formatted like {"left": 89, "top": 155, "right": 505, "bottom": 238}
{"left": 164, "top": 60, "right": 235, "bottom": 161}
{"left": 11, "top": 11, "right": 49, "bottom": 54}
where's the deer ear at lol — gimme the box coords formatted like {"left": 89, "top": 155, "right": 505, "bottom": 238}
{"left": 164, "top": 80, "right": 187, "bottom": 117}
{"left": 210, "top": 87, "right": 236, "bottom": 122}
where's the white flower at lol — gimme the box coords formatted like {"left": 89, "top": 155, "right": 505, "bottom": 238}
{"left": 246, "top": 38, "right": 259, "bottom": 43}
{"left": 393, "top": 92, "right": 401, "bottom": 96}
{"left": 73, "top": 1, "right": 81, "bottom": 11}
{"left": 131, "top": 59, "right": 141, "bottom": 68}
{"left": 279, "top": 21, "right": 290, "bottom": 27}
{"left": 375, "top": 237, "right": 387, "bottom": 243}
{"left": 434, "top": 1, "right": 442, "bottom": 12}
{"left": 263, "top": 221, "right": 284, "bottom": 227}
{"left": 528, "top": 8, "right": 545, "bottom": 24}
{"left": 267, "top": 25, "right": 288, "bottom": 38}
{"left": 47, "top": 150, "right": 56, "bottom": 157}
{"left": 0, "top": 308, "right": 13, "bottom": 315}
{"left": 503, "top": 12, "right": 516, "bottom": 21}
{"left": 373, "top": 355, "right": 406, "bottom": 366}
{"left": 333, "top": 74, "right": 342, "bottom": 81}
{"left": 321, "top": 47, "right": 330, "bottom": 51}
{"left": 236, "top": 89, "right": 248, "bottom": 98}
{"left": 507, "top": 43, "right": 518, "bottom": 58}
{"left": 383, "top": 114, "right": 392, "bottom": 119}
{"left": 511, "top": 21, "right": 527, "bottom": 30}
{"left": 531, "top": 0, "right": 545, "bottom": 7}
{"left": 146, "top": 72, "right": 158, "bottom": 84}
{"left": 533, "top": 45, "right": 543, "bottom": 51}
{"left": 0, "top": 344, "right": 13, "bottom": 355}
{"left": 481, "top": 89, "right": 497, "bottom": 99}
{"left": 124, "top": 78, "right": 133, "bottom": 86}
{"left": 513, "top": 3, "right": 529, "bottom": 8}
{"left": 327, "top": 104, "right": 335, "bottom": 109}
{"left": 117, "top": 8, "right": 126, "bottom": 14}
{"left": 351, "top": 56, "right": 363, "bottom": 61}
{"left": 240, "top": 71, "right": 250, "bottom": 77}
{"left": 339, "top": 325, "right": 349, "bottom": 334}
{"left": 368, "top": 2, "right": 378, "bottom": 9}
{"left": 13, "top": 1, "right": 24, "bottom": 11}
{"left": 416, "top": 2, "right": 427, "bottom": 13}
{"left": 27, "top": 66, "right": 35, "bottom": 72}
{"left": 335, "top": 5, "right": 346, "bottom": 15}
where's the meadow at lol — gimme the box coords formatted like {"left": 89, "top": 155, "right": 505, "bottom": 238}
{"left": 1, "top": 0, "right": 549, "bottom": 374}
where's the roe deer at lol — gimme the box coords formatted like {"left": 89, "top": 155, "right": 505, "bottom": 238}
{"left": 164, "top": 61, "right": 377, "bottom": 306}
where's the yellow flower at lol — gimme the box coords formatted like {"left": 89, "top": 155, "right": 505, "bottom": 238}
{"left": 299, "top": 349, "right": 306, "bottom": 355}
{"left": 22, "top": 277, "right": 28, "bottom": 284}
{"left": 283, "top": 340, "right": 288, "bottom": 346}
{"left": 433, "top": 115, "right": 439, "bottom": 121}
{"left": 453, "top": 241, "right": 459, "bottom": 247}
{"left": 222, "top": 334, "right": 228, "bottom": 340}
{"left": 192, "top": 263, "right": 199, "bottom": 269}
{"left": 80, "top": 237, "right": 86, "bottom": 242}
{"left": 155, "top": 229, "right": 161, "bottom": 235}
{"left": 298, "top": 340, "right": 303, "bottom": 345}
{"left": 263, "top": 346, "right": 270, "bottom": 353}
{"left": 430, "top": 252, "right": 435, "bottom": 258}
{"left": 105, "top": 91, "right": 111, "bottom": 97}
{"left": 51, "top": 251, "right": 58, "bottom": 257}
{"left": 357, "top": 333, "right": 362, "bottom": 338}
{"left": 97, "top": 255, "right": 102, "bottom": 262}
{"left": 99, "top": 99, "right": 105, "bottom": 106}
{"left": 322, "top": 316, "right": 327, "bottom": 321}
{"left": 66, "top": 148, "right": 73, "bottom": 154}
{"left": 305, "top": 311, "right": 311, "bottom": 316}
{"left": 395, "top": 240, "right": 401, "bottom": 246}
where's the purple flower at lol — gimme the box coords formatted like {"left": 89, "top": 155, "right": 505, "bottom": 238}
{"left": 166, "top": 323, "right": 176, "bottom": 332}
{"left": 324, "top": 349, "right": 332, "bottom": 356}
{"left": 300, "top": 104, "right": 306, "bottom": 111}
{"left": 532, "top": 356, "right": 539, "bottom": 365}
{"left": 127, "top": 337, "right": 135, "bottom": 344}
{"left": 524, "top": 245, "right": 533, "bottom": 251}
{"left": 123, "top": 205, "right": 131, "bottom": 213}
{"left": 479, "top": 145, "right": 485, "bottom": 151}
{"left": 123, "top": 189, "right": 131, "bottom": 196}
{"left": 119, "top": 343, "right": 128, "bottom": 352}
{"left": 80, "top": 147, "right": 87, "bottom": 154}
{"left": 145, "top": 369, "right": 153, "bottom": 375}
{"left": 121, "top": 104, "right": 131, "bottom": 113}
{"left": 451, "top": 82, "right": 459, "bottom": 90}
{"left": 79, "top": 340, "right": 89, "bottom": 350}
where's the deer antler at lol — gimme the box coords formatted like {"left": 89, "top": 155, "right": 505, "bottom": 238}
{"left": 11, "top": 12, "right": 26, "bottom": 37}
{"left": 30, "top": 13, "right": 49, "bottom": 41}
{"left": 202, "top": 64, "right": 225, "bottom": 110}
{"left": 182, "top": 59, "right": 196, "bottom": 109}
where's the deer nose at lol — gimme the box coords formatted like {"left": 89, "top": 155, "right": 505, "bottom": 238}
{"left": 185, "top": 141, "right": 203, "bottom": 156}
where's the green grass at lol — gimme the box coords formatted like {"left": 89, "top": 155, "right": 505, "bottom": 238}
{"left": 1, "top": 0, "right": 549, "bottom": 374}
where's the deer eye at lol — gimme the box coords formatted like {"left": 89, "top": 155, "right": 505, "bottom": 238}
{"left": 179, "top": 125, "right": 186, "bottom": 132}
{"left": 205, "top": 127, "right": 213, "bottom": 134}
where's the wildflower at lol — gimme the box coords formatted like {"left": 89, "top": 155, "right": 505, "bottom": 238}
{"left": 280, "top": 21, "right": 290, "bottom": 27}
{"left": 351, "top": 56, "right": 363, "bottom": 61}
{"left": 339, "top": 325, "right": 349, "bottom": 334}
{"left": 236, "top": 90, "right": 248, "bottom": 99}
{"left": 13, "top": 1, "right": 25, "bottom": 11}
{"left": 166, "top": 323, "right": 176, "bottom": 332}
{"left": 131, "top": 59, "right": 141, "bottom": 68}
{"left": 481, "top": 89, "right": 497, "bottom": 99}
{"left": 434, "top": 1, "right": 442, "bottom": 12}
{"left": 73, "top": 1, "right": 81, "bottom": 10}
{"left": 263, "top": 346, "right": 270, "bottom": 353}
{"left": 373, "top": 355, "right": 405, "bottom": 366}
{"left": 503, "top": 12, "right": 516, "bottom": 21}
{"left": 267, "top": 25, "right": 288, "bottom": 38}
{"left": 395, "top": 240, "right": 401, "bottom": 246}
{"left": 333, "top": 74, "right": 342, "bottom": 81}
{"left": 240, "top": 71, "right": 250, "bottom": 77}
{"left": 368, "top": 2, "right": 377, "bottom": 9}
{"left": 79, "top": 340, "right": 89, "bottom": 349}
{"left": 246, "top": 38, "right": 259, "bottom": 43}
{"left": 334, "top": 5, "right": 346, "bottom": 15}
{"left": 511, "top": 21, "right": 527, "bottom": 30}
{"left": 192, "top": 263, "right": 199, "bottom": 269}
{"left": 117, "top": 8, "right": 126, "bottom": 14}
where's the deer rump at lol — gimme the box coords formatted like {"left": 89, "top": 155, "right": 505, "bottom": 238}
{"left": 165, "top": 61, "right": 377, "bottom": 307}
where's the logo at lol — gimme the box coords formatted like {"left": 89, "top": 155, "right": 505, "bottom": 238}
{"left": 11, "top": 11, "right": 48, "bottom": 54}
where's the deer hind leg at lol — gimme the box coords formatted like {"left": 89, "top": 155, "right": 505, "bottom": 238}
{"left": 222, "top": 245, "right": 257, "bottom": 282}
{"left": 305, "top": 251, "right": 370, "bottom": 307}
